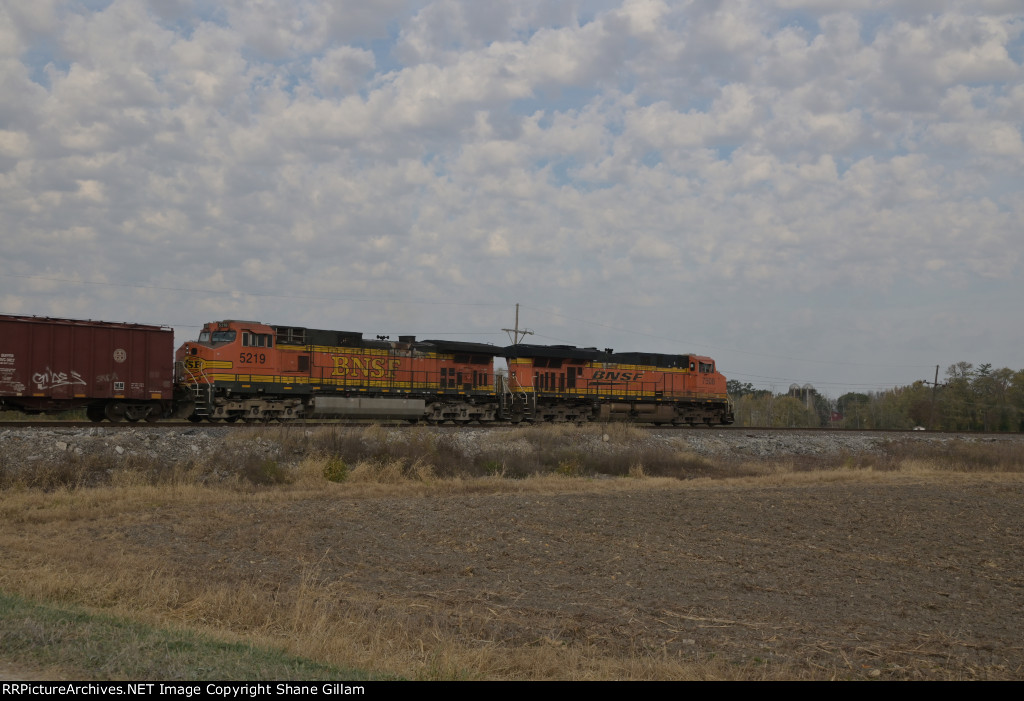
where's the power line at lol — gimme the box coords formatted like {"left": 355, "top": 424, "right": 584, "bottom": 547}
{"left": 520, "top": 304, "right": 932, "bottom": 370}
{"left": 1, "top": 273, "right": 510, "bottom": 308}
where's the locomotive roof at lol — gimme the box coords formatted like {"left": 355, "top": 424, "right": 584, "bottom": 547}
{"left": 504, "top": 343, "right": 696, "bottom": 368}
{"left": 271, "top": 325, "right": 363, "bottom": 347}
{"left": 269, "top": 325, "right": 502, "bottom": 355}
{"left": 420, "top": 340, "right": 503, "bottom": 355}
{"left": 608, "top": 351, "right": 691, "bottom": 368}
{"left": 503, "top": 343, "right": 604, "bottom": 361}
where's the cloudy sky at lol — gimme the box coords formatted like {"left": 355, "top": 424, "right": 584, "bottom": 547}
{"left": 2, "top": 0, "right": 1022, "bottom": 395}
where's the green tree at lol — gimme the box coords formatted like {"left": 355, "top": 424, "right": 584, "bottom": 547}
{"left": 941, "top": 362, "right": 975, "bottom": 430}
{"left": 836, "top": 393, "right": 870, "bottom": 428}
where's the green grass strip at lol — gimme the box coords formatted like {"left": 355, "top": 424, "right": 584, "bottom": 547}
{"left": 0, "top": 591, "right": 394, "bottom": 681}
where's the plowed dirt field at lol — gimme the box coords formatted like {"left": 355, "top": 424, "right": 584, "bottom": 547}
{"left": 119, "top": 476, "right": 1022, "bottom": 679}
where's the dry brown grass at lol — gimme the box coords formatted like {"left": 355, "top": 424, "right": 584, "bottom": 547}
{"left": 0, "top": 460, "right": 787, "bottom": 679}
{"left": 2, "top": 427, "right": 1023, "bottom": 680}
{"left": 0, "top": 482, "right": 814, "bottom": 680}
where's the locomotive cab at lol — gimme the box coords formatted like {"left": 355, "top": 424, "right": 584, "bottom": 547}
{"left": 175, "top": 320, "right": 293, "bottom": 421}
{"left": 177, "top": 320, "right": 278, "bottom": 381}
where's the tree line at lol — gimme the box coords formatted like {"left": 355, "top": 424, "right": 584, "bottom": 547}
{"left": 727, "top": 362, "right": 1024, "bottom": 431}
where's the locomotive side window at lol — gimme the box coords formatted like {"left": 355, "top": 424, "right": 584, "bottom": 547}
{"left": 441, "top": 367, "right": 457, "bottom": 388}
{"left": 198, "top": 331, "right": 211, "bottom": 343}
{"left": 243, "top": 333, "right": 274, "bottom": 348}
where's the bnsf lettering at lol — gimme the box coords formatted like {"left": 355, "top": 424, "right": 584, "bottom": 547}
{"left": 591, "top": 371, "right": 644, "bottom": 382}
{"left": 331, "top": 356, "right": 401, "bottom": 379}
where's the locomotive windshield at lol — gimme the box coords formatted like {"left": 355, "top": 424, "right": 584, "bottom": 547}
{"left": 198, "top": 330, "right": 236, "bottom": 344}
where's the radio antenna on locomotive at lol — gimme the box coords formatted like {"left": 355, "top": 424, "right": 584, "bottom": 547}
{"left": 502, "top": 303, "right": 533, "bottom": 345}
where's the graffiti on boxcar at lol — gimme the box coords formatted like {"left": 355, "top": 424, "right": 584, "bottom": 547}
{"left": 32, "top": 367, "right": 87, "bottom": 391}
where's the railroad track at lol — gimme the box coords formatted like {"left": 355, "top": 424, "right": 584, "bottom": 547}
{"left": 0, "top": 420, "right": 1010, "bottom": 435}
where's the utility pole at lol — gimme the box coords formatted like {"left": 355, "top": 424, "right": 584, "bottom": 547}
{"left": 502, "top": 303, "right": 534, "bottom": 345}
{"left": 923, "top": 364, "right": 943, "bottom": 430}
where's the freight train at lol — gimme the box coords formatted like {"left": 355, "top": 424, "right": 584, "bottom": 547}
{"left": 0, "top": 314, "right": 734, "bottom": 425}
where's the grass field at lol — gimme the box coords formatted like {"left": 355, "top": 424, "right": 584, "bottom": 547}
{"left": 2, "top": 425, "right": 1022, "bottom": 680}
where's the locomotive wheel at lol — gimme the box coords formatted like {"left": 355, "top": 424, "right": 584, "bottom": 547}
{"left": 104, "top": 403, "right": 124, "bottom": 422}
{"left": 86, "top": 405, "right": 105, "bottom": 423}
{"left": 124, "top": 405, "right": 145, "bottom": 422}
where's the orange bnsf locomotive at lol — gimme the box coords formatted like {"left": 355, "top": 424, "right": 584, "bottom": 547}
{"left": 175, "top": 319, "right": 734, "bottom": 425}
{"left": 177, "top": 320, "right": 502, "bottom": 423}
{"left": 502, "top": 344, "right": 732, "bottom": 426}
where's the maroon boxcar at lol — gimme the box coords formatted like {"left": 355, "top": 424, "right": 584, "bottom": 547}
{"left": 0, "top": 314, "right": 174, "bottom": 421}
